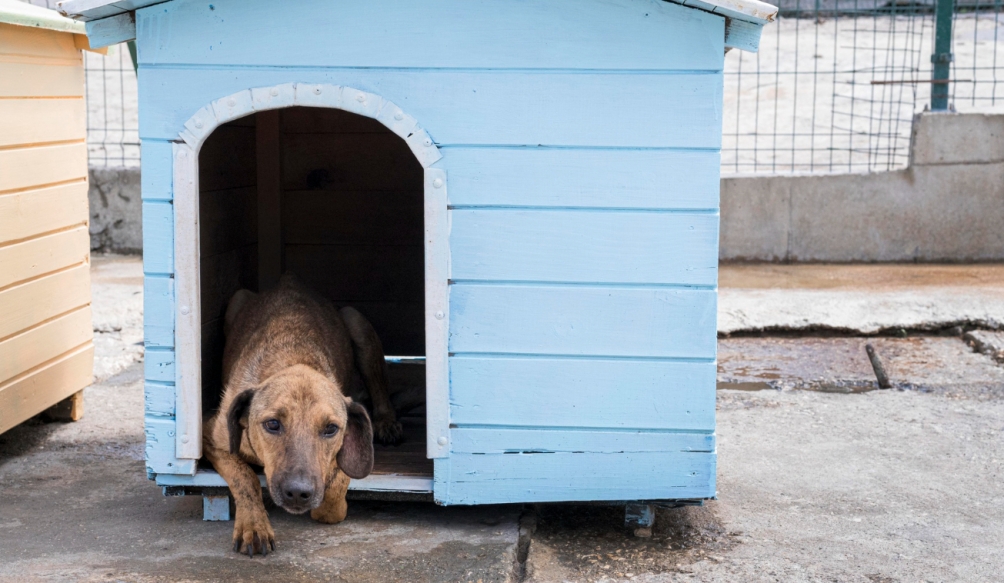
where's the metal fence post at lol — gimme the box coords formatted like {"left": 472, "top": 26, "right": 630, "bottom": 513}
{"left": 931, "top": 0, "right": 955, "bottom": 111}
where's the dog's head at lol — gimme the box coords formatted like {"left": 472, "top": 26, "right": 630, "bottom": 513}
{"left": 226, "top": 364, "right": 374, "bottom": 514}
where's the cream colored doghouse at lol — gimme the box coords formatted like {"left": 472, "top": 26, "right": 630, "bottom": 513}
{"left": 0, "top": 1, "right": 101, "bottom": 434}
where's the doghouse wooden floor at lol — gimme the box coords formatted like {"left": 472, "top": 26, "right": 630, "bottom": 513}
{"left": 162, "top": 359, "right": 431, "bottom": 496}
{"left": 372, "top": 414, "right": 432, "bottom": 477}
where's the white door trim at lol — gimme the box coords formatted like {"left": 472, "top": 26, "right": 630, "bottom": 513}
{"left": 171, "top": 83, "right": 449, "bottom": 461}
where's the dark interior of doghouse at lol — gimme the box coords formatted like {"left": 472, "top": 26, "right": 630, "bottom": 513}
{"left": 198, "top": 107, "right": 430, "bottom": 478}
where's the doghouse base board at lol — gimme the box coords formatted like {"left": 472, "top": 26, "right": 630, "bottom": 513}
{"left": 157, "top": 470, "right": 434, "bottom": 494}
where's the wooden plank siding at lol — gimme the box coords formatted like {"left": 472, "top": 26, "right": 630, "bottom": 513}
{"left": 134, "top": 0, "right": 724, "bottom": 500}
{"left": 435, "top": 449, "right": 717, "bottom": 504}
{"left": 135, "top": 0, "right": 722, "bottom": 70}
{"left": 450, "top": 210, "right": 719, "bottom": 286}
{"left": 0, "top": 345, "right": 94, "bottom": 435}
{"left": 0, "top": 22, "right": 92, "bottom": 436}
{"left": 138, "top": 140, "right": 186, "bottom": 474}
{"left": 449, "top": 357, "right": 716, "bottom": 431}
{"left": 139, "top": 68, "right": 723, "bottom": 149}
{"left": 0, "top": 182, "right": 89, "bottom": 244}
{"left": 0, "top": 227, "right": 90, "bottom": 289}
{"left": 0, "top": 98, "right": 86, "bottom": 148}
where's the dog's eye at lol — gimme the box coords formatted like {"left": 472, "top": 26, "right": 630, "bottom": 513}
{"left": 322, "top": 423, "right": 339, "bottom": 438}
{"left": 263, "top": 419, "right": 281, "bottom": 433}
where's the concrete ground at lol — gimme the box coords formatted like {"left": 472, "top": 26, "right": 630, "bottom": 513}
{"left": 2, "top": 258, "right": 1004, "bottom": 582}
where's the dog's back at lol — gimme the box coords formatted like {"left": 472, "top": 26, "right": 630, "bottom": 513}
{"left": 222, "top": 274, "right": 355, "bottom": 396}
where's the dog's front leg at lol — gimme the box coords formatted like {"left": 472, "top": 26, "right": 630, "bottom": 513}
{"left": 311, "top": 470, "right": 350, "bottom": 524}
{"left": 204, "top": 444, "right": 276, "bottom": 556}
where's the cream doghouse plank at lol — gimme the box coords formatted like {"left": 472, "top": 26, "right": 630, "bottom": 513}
{"left": 434, "top": 449, "right": 716, "bottom": 505}
{"left": 449, "top": 284, "right": 717, "bottom": 359}
{"left": 0, "top": 22, "right": 83, "bottom": 65}
{"left": 138, "top": 69, "right": 723, "bottom": 149}
{"left": 0, "top": 98, "right": 85, "bottom": 148}
{"left": 0, "top": 142, "right": 87, "bottom": 193}
{"left": 0, "top": 307, "right": 92, "bottom": 384}
{"left": 451, "top": 210, "right": 719, "bottom": 286}
{"left": 0, "top": 181, "right": 88, "bottom": 245}
{"left": 0, "top": 263, "right": 90, "bottom": 340}
{"left": 0, "top": 227, "right": 89, "bottom": 290}
{"left": 0, "top": 62, "right": 84, "bottom": 98}
{"left": 443, "top": 147, "right": 720, "bottom": 210}
{"left": 0, "top": 344, "right": 93, "bottom": 436}
{"left": 449, "top": 356, "right": 716, "bottom": 431}
{"left": 136, "top": 0, "right": 722, "bottom": 71}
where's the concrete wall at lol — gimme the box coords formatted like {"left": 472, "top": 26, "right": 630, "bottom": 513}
{"left": 721, "top": 112, "right": 1004, "bottom": 262}
{"left": 88, "top": 167, "right": 141, "bottom": 253}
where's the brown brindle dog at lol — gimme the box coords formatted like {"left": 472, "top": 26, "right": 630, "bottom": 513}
{"left": 203, "top": 274, "right": 403, "bottom": 557}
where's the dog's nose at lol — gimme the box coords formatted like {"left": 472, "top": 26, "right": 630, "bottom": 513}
{"left": 282, "top": 478, "right": 315, "bottom": 504}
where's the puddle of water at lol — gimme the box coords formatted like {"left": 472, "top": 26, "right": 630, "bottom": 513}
{"left": 802, "top": 383, "right": 878, "bottom": 394}
{"left": 717, "top": 381, "right": 881, "bottom": 393}
{"left": 717, "top": 382, "right": 775, "bottom": 391}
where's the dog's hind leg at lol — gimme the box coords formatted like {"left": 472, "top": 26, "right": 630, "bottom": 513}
{"left": 339, "top": 307, "right": 403, "bottom": 445}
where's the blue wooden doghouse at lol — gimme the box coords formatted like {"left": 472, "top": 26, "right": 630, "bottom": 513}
{"left": 63, "top": 0, "right": 775, "bottom": 523}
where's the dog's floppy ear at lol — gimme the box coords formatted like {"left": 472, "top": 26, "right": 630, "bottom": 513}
{"left": 336, "top": 400, "right": 374, "bottom": 479}
{"left": 227, "top": 389, "right": 255, "bottom": 455}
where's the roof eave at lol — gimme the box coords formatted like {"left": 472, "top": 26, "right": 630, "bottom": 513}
{"left": 1, "top": 0, "right": 86, "bottom": 33}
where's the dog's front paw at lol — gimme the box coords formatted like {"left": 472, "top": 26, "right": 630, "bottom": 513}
{"left": 232, "top": 507, "right": 276, "bottom": 557}
{"left": 373, "top": 417, "right": 404, "bottom": 445}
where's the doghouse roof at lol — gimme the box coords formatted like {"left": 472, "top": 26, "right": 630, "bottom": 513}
{"left": 59, "top": 0, "right": 777, "bottom": 52}
{"left": 1, "top": 0, "right": 85, "bottom": 33}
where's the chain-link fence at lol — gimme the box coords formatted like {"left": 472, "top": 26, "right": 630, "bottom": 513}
{"left": 723, "top": 0, "right": 1004, "bottom": 175}
{"left": 26, "top": 0, "right": 140, "bottom": 167}
{"left": 83, "top": 45, "right": 140, "bottom": 167}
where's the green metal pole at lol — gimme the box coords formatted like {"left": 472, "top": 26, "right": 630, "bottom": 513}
{"left": 931, "top": 0, "right": 954, "bottom": 111}
{"left": 126, "top": 40, "right": 139, "bottom": 74}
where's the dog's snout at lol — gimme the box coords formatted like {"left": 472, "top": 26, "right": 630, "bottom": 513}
{"left": 282, "top": 477, "right": 315, "bottom": 504}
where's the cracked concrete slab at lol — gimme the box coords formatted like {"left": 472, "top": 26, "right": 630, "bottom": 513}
{"left": 527, "top": 386, "right": 1004, "bottom": 582}
{"left": 964, "top": 330, "right": 1004, "bottom": 362}
{"left": 718, "top": 336, "right": 1004, "bottom": 395}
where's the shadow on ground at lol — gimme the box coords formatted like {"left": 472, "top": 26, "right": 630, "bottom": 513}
{"left": 527, "top": 503, "right": 736, "bottom": 582}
